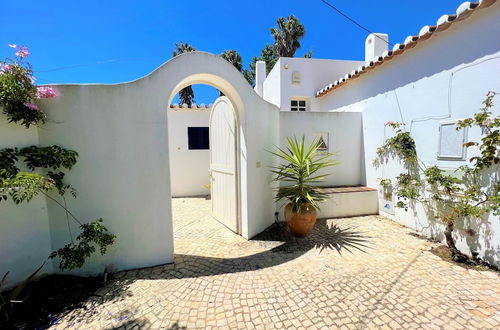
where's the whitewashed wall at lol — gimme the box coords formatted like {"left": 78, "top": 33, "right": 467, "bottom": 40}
{"left": 276, "top": 111, "right": 364, "bottom": 220}
{"left": 0, "top": 114, "right": 54, "bottom": 287}
{"left": 2, "top": 52, "right": 280, "bottom": 286}
{"left": 279, "top": 111, "right": 363, "bottom": 187}
{"left": 39, "top": 52, "right": 279, "bottom": 275}
{"left": 167, "top": 107, "right": 211, "bottom": 197}
{"left": 319, "top": 3, "right": 500, "bottom": 265}
{"left": 263, "top": 58, "right": 363, "bottom": 112}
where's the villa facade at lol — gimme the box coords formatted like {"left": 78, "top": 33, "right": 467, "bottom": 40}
{"left": 1, "top": 0, "right": 499, "bottom": 286}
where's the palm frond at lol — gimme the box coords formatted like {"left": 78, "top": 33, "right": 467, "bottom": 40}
{"left": 270, "top": 135, "right": 338, "bottom": 213}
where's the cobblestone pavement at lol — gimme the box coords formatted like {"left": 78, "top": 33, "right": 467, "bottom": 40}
{"left": 53, "top": 197, "right": 500, "bottom": 329}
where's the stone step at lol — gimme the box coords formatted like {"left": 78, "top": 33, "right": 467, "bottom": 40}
{"left": 317, "top": 185, "right": 378, "bottom": 218}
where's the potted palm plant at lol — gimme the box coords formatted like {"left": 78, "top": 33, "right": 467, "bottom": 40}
{"left": 271, "top": 136, "right": 338, "bottom": 237}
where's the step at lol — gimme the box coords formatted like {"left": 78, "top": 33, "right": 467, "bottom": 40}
{"left": 317, "top": 185, "right": 379, "bottom": 219}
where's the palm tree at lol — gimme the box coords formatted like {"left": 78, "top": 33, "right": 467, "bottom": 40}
{"left": 243, "top": 16, "right": 311, "bottom": 86}
{"left": 243, "top": 44, "right": 278, "bottom": 85}
{"left": 270, "top": 15, "right": 306, "bottom": 58}
{"left": 220, "top": 50, "right": 243, "bottom": 72}
{"left": 219, "top": 50, "right": 243, "bottom": 96}
{"left": 172, "top": 42, "right": 196, "bottom": 106}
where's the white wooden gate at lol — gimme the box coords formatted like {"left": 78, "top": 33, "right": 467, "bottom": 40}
{"left": 209, "top": 97, "right": 238, "bottom": 233}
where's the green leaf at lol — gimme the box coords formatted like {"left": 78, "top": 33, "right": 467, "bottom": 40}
{"left": 270, "top": 135, "right": 338, "bottom": 213}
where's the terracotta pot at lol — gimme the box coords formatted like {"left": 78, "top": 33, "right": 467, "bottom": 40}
{"left": 284, "top": 203, "right": 318, "bottom": 237}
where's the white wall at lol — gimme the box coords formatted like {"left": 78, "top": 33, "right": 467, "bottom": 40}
{"left": 167, "top": 107, "right": 211, "bottom": 197}
{"left": 319, "top": 3, "right": 500, "bottom": 265}
{"left": 0, "top": 114, "right": 53, "bottom": 287}
{"left": 277, "top": 111, "right": 364, "bottom": 221}
{"left": 33, "top": 52, "right": 279, "bottom": 278}
{"left": 1, "top": 52, "right": 280, "bottom": 286}
{"left": 263, "top": 58, "right": 363, "bottom": 112}
{"left": 279, "top": 111, "right": 363, "bottom": 187}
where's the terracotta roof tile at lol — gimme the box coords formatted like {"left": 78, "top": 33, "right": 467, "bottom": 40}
{"left": 169, "top": 103, "right": 212, "bottom": 110}
{"left": 316, "top": 0, "right": 497, "bottom": 97}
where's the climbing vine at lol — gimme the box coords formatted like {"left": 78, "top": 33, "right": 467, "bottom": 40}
{"left": 373, "top": 122, "right": 418, "bottom": 172}
{"left": 0, "top": 45, "right": 115, "bottom": 274}
{"left": 374, "top": 92, "right": 500, "bottom": 264}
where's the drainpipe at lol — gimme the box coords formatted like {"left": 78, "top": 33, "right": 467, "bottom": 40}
{"left": 255, "top": 61, "right": 266, "bottom": 97}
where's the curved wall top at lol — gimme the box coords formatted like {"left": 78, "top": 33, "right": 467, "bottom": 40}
{"left": 33, "top": 51, "right": 280, "bottom": 278}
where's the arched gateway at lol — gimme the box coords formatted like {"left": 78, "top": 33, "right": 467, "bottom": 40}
{"left": 39, "top": 52, "right": 279, "bottom": 275}
{"left": 209, "top": 97, "right": 239, "bottom": 233}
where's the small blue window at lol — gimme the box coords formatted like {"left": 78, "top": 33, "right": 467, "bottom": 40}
{"left": 188, "top": 127, "right": 209, "bottom": 150}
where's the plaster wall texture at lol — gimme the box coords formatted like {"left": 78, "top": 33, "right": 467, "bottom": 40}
{"left": 2, "top": 52, "right": 279, "bottom": 286}
{"left": 276, "top": 111, "right": 365, "bottom": 220}
{"left": 167, "top": 108, "right": 211, "bottom": 197}
{"left": 0, "top": 114, "right": 54, "bottom": 287}
{"left": 279, "top": 111, "right": 363, "bottom": 187}
{"left": 318, "top": 191, "right": 378, "bottom": 219}
{"left": 263, "top": 58, "right": 363, "bottom": 112}
{"left": 319, "top": 3, "right": 500, "bottom": 265}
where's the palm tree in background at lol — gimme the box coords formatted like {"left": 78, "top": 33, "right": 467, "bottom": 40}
{"left": 243, "top": 44, "right": 278, "bottom": 85}
{"left": 271, "top": 15, "right": 306, "bottom": 58}
{"left": 219, "top": 50, "right": 243, "bottom": 96}
{"left": 172, "top": 42, "right": 196, "bottom": 106}
{"left": 243, "top": 15, "right": 311, "bottom": 85}
{"left": 220, "top": 50, "right": 243, "bottom": 72}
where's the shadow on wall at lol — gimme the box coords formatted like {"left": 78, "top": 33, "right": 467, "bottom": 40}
{"left": 409, "top": 168, "right": 499, "bottom": 265}
{"left": 421, "top": 207, "right": 498, "bottom": 265}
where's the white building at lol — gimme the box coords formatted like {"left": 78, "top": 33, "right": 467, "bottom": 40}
{"left": 1, "top": 0, "right": 499, "bottom": 286}
{"left": 168, "top": 104, "right": 212, "bottom": 197}
{"left": 269, "top": 0, "right": 500, "bottom": 266}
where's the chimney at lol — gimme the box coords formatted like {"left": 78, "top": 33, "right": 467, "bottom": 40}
{"left": 365, "top": 33, "right": 389, "bottom": 63}
{"left": 255, "top": 61, "right": 266, "bottom": 97}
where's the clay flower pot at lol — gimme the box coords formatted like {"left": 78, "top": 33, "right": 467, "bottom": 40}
{"left": 284, "top": 203, "right": 318, "bottom": 237}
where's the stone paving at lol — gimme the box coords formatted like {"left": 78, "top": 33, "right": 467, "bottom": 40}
{"left": 53, "top": 197, "right": 500, "bottom": 329}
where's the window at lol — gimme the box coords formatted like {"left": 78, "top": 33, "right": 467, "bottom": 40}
{"left": 437, "top": 120, "right": 468, "bottom": 160}
{"left": 188, "top": 127, "right": 209, "bottom": 150}
{"left": 291, "top": 99, "right": 307, "bottom": 111}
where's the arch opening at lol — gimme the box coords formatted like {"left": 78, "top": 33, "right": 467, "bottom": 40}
{"left": 166, "top": 75, "right": 245, "bottom": 251}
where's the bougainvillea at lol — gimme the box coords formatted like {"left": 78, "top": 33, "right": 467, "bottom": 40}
{"left": 35, "top": 86, "right": 59, "bottom": 99}
{"left": 0, "top": 45, "right": 59, "bottom": 128}
{"left": 0, "top": 45, "right": 115, "bottom": 273}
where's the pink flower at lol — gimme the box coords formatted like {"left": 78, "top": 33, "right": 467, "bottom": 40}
{"left": 8, "top": 44, "right": 17, "bottom": 48}
{"left": 36, "top": 86, "right": 59, "bottom": 99}
{"left": 15, "top": 46, "right": 29, "bottom": 58}
{"left": 2, "top": 64, "right": 11, "bottom": 71}
{"left": 24, "top": 103, "right": 40, "bottom": 111}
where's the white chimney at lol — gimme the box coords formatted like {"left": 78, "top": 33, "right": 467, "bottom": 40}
{"left": 365, "top": 33, "right": 389, "bottom": 63}
{"left": 255, "top": 61, "right": 266, "bottom": 97}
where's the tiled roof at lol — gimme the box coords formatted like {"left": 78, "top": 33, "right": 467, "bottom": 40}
{"left": 316, "top": 0, "right": 498, "bottom": 97}
{"left": 169, "top": 103, "right": 212, "bottom": 110}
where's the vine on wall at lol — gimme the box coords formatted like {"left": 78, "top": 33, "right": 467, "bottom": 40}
{"left": 373, "top": 92, "right": 499, "bottom": 264}
{"left": 0, "top": 45, "right": 115, "bottom": 274}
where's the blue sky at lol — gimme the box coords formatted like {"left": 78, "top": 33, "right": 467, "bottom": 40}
{"left": 1, "top": 0, "right": 464, "bottom": 104}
